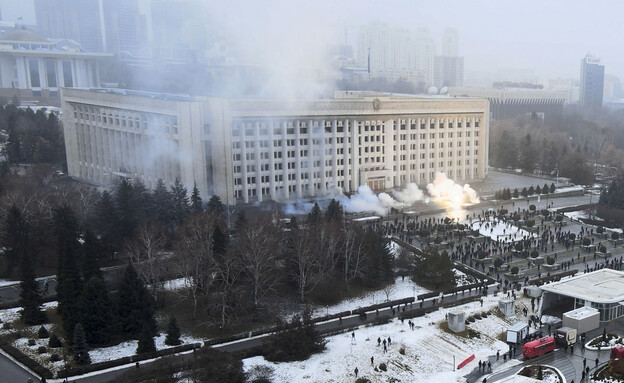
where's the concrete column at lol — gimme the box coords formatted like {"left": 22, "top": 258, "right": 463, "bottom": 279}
{"left": 307, "top": 119, "right": 315, "bottom": 197}
{"left": 351, "top": 119, "right": 359, "bottom": 190}
{"left": 331, "top": 119, "right": 338, "bottom": 191}
{"left": 281, "top": 121, "right": 289, "bottom": 200}
{"left": 320, "top": 119, "right": 327, "bottom": 195}
{"left": 343, "top": 119, "right": 350, "bottom": 192}
{"left": 295, "top": 120, "right": 302, "bottom": 198}
{"left": 240, "top": 122, "right": 249, "bottom": 203}
{"left": 254, "top": 121, "right": 262, "bottom": 202}
{"left": 268, "top": 120, "right": 276, "bottom": 200}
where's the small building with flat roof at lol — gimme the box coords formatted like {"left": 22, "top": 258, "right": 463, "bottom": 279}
{"left": 540, "top": 269, "right": 624, "bottom": 322}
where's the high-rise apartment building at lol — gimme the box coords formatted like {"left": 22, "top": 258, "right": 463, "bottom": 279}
{"left": 357, "top": 23, "right": 434, "bottom": 86}
{"left": 433, "top": 28, "right": 463, "bottom": 88}
{"left": 580, "top": 54, "right": 604, "bottom": 109}
{"left": 441, "top": 28, "right": 459, "bottom": 57}
{"left": 61, "top": 88, "right": 489, "bottom": 205}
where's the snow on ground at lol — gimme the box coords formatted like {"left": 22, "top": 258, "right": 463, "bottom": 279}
{"left": 470, "top": 218, "right": 535, "bottom": 242}
{"left": 0, "top": 301, "right": 57, "bottom": 333}
{"left": 14, "top": 327, "right": 65, "bottom": 374}
{"left": 162, "top": 277, "right": 188, "bottom": 292}
{"left": 245, "top": 295, "right": 530, "bottom": 383}
{"left": 554, "top": 186, "right": 584, "bottom": 193}
{"left": 89, "top": 333, "right": 202, "bottom": 364}
{"left": 564, "top": 210, "right": 602, "bottom": 222}
{"left": 0, "top": 279, "right": 18, "bottom": 287}
{"left": 309, "top": 276, "right": 431, "bottom": 319}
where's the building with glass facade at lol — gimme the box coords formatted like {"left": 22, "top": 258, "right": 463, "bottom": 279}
{"left": 540, "top": 269, "right": 624, "bottom": 322}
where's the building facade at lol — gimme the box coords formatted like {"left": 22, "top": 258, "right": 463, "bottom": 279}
{"left": 449, "top": 87, "right": 566, "bottom": 124}
{"left": 433, "top": 56, "right": 464, "bottom": 88}
{"left": 0, "top": 29, "right": 110, "bottom": 106}
{"left": 580, "top": 54, "right": 604, "bottom": 110}
{"left": 61, "top": 88, "right": 489, "bottom": 205}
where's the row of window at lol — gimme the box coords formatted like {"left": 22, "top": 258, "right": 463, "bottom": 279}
{"left": 73, "top": 104, "right": 179, "bottom": 135}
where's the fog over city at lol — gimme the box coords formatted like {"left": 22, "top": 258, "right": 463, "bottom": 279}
{"left": 3, "top": 0, "right": 623, "bottom": 83}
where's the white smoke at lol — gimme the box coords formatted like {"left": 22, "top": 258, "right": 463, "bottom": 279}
{"left": 393, "top": 183, "right": 425, "bottom": 205}
{"left": 426, "top": 172, "right": 480, "bottom": 205}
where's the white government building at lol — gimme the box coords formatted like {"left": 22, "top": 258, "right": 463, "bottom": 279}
{"left": 61, "top": 88, "right": 489, "bottom": 205}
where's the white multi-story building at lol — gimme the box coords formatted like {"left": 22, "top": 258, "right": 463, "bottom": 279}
{"left": 61, "top": 88, "right": 489, "bottom": 205}
{"left": 357, "top": 23, "right": 435, "bottom": 86}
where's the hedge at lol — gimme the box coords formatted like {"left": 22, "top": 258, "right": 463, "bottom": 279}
{"left": 56, "top": 342, "right": 201, "bottom": 378}
{"left": 0, "top": 341, "right": 53, "bottom": 379}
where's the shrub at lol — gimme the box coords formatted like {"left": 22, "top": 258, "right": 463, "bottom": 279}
{"left": 542, "top": 210, "right": 550, "bottom": 217}
{"left": 599, "top": 244, "right": 607, "bottom": 253}
{"left": 494, "top": 258, "right": 504, "bottom": 269}
{"left": 38, "top": 326, "right": 49, "bottom": 339}
{"left": 515, "top": 242, "right": 524, "bottom": 252}
{"left": 500, "top": 209, "right": 508, "bottom": 216}
{"left": 50, "top": 354, "right": 61, "bottom": 362}
{"left": 355, "top": 379, "right": 372, "bottom": 383}
{"left": 165, "top": 316, "right": 182, "bottom": 346}
{"left": 399, "top": 347, "right": 406, "bottom": 355}
{"left": 526, "top": 220, "right": 535, "bottom": 227}
{"left": 513, "top": 213, "right": 521, "bottom": 222}
{"left": 477, "top": 250, "right": 486, "bottom": 259}
{"left": 531, "top": 250, "right": 539, "bottom": 258}
{"left": 529, "top": 204, "right": 536, "bottom": 211}
{"left": 49, "top": 334, "right": 62, "bottom": 348}
{"left": 28, "top": 339, "right": 36, "bottom": 346}
{"left": 569, "top": 233, "right": 576, "bottom": 240}
{"left": 457, "top": 224, "right": 465, "bottom": 230}
{"left": 2, "top": 323, "right": 11, "bottom": 329}
{"left": 598, "top": 226, "right": 605, "bottom": 234}
{"left": 379, "top": 362, "right": 387, "bottom": 371}
{"left": 583, "top": 238, "right": 591, "bottom": 246}
{"left": 547, "top": 256, "right": 555, "bottom": 265}
{"left": 264, "top": 309, "right": 326, "bottom": 362}
{"left": 37, "top": 346, "right": 47, "bottom": 354}
{"left": 555, "top": 215, "right": 563, "bottom": 222}
{"left": 511, "top": 267, "right": 519, "bottom": 275}
{"left": 612, "top": 232, "right": 620, "bottom": 240}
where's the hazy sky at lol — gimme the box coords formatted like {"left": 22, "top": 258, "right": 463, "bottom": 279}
{"left": 1, "top": 0, "right": 623, "bottom": 81}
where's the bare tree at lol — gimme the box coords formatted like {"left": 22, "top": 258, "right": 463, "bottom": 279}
{"left": 287, "top": 226, "right": 323, "bottom": 303}
{"left": 342, "top": 224, "right": 366, "bottom": 287}
{"left": 382, "top": 283, "right": 395, "bottom": 302}
{"left": 126, "top": 222, "right": 168, "bottom": 301}
{"left": 213, "top": 250, "right": 243, "bottom": 327}
{"left": 235, "top": 218, "right": 280, "bottom": 310}
{"left": 174, "top": 212, "right": 217, "bottom": 320}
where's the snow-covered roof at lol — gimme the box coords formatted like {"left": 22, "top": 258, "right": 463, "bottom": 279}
{"left": 563, "top": 306, "right": 599, "bottom": 320}
{"left": 540, "top": 269, "right": 624, "bottom": 304}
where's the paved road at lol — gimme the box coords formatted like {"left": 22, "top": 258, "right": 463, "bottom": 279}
{"left": 0, "top": 350, "right": 39, "bottom": 383}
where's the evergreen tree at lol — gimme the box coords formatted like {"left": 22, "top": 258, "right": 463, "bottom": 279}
{"left": 94, "top": 191, "right": 122, "bottom": 256}
{"left": 115, "top": 179, "right": 137, "bottom": 241}
{"left": 235, "top": 210, "right": 247, "bottom": 230}
{"left": 1, "top": 204, "right": 28, "bottom": 276}
{"left": 116, "top": 264, "right": 156, "bottom": 337}
{"left": 207, "top": 195, "right": 224, "bottom": 215}
{"left": 152, "top": 178, "right": 173, "bottom": 226}
{"left": 528, "top": 186, "right": 535, "bottom": 195}
{"left": 80, "top": 277, "right": 116, "bottom": 346}
{"left": 73, "top": 323, "right": 91, "bottom": 365}
{"left": 170, "top": 179, "right": 190, "bottom": 226}
{"left": 307, "top": 202, "right": 322, "bottom": 225}
{"left": 190, "top": 183, "right": 203, "bottom": 213}
{"left": 361, "top": 230, "right": 394, "bottom": 287}
{"left": 550, "top": 183, "right": 556, "bottom": 193}
{"left": 325, "top": 199, "right": 344, "bottom": 222}
{"left": 535, "top": 185, "right": 541, "bottom": 194}
{"left": 136, "top": 324, "right": 156, "bottom": 354}
{"left": 411, "top": 248, "right": 456, "bottom": 291}
{"left": 521, "top": 187, "right": 528, "bottom": 197}
{"left": 20, "top": 250, "right": 47, "bottom": 325}
{"left": 264, "top": 308, "right": 325, "bottom": 362}
{"left": 130, "top": 179, "right": 153, "bottom": 223}
{"left": 6, "top": 130, "right": 21, "bottom": 164}
{"left": 212, "top": 225, "right": 228, "bottom": 257}
{"left": 54, "top": 204, "right": 83, "bottom": 339}
{"left": 81, "top": 230, "right": 103, "bottom": 282}
{"left": 165, "top": 316, "right": 181, "bottom": 346}
{"left": 513, "top": 188, "right": 519, "bottom": 198}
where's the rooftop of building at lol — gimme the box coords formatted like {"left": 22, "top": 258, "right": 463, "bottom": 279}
{"left": 0, "top": 27, "right": 112, "bottom": 58}
{"left": 563, "top": 306, "right": 599, "bottom": 320}
{"left": 67, "top": 87, "right": 199, "bottom": 102}
{"left": 540, "top": 269, "right": 624, "bottom": 304}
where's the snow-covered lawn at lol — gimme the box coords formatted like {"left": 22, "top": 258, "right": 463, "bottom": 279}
{"left": 554, "top": 186, "right": 584, "bottom": 193}
{"left": 245, "top": 295, "right": 530, "bottom": 383}
{"left": 89, "top": 333, "right": 202, "bottom": 364}
{"left": 564, "top": 210, "right": 602, "bottom": 222}
{"left": 470, "top": 218, "right": 535, "bottom": 242}
{"left": 309, "top": 276, "right": 431, "bottom": 319}
{"left": 0, "top": 301, "right": 58, "bottom": 336}
{"left": 0, "top": 279, "right": 18, "bottom": 287}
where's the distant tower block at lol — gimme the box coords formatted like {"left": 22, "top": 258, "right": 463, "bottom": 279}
{"left": 499, "top": 299, "right": 515, "bottom": 317}
{"left": 448, "top": 311, "right": 465, "bottom": 333}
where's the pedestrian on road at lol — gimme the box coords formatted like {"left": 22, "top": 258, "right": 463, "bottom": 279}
{"left": 496, "top": 350, "right": 500, "bottom": 361}
{"left": 488, "top": 361, "right": 491, "bottom": 372}
{"left": 371, "top": 356, "right": 374, "bottom": 366}
{"left": 339, "top": 316, "right": 342, "bottom": 325}
{"left": 354, "top": 367, "right": 359, "bottom": 377}
{"left": 503, "top": 353, "right": 507, "bottom": 362}
{"left": 586, "top": 366, "right": 590, "bottom": 376}
{"left": 482, "top": 378, "right": 487, "bottom": 383}
{"left": 581, "top": 370, "right": 586, "bottom": 380}
{"left": 571, "top": 345, "right": 574, "bottom": 354}
{"left": 596, "top": 357, "right": 599, "bottom": 368}
{"left": 583, "top": 358, "right": 586, "bottom": 368}
{"left": 478, "top": 360, "right": 482, "bottom": 371}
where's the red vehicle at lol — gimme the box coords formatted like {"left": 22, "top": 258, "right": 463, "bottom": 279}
{"left": 611, "top": 347, "right": 624, "bottom": 360}
{"left": 522, "top": 336, "right": 556, "bottom": 359}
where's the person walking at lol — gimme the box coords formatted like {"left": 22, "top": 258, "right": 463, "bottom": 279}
{"left": 488, "top": 361, "right": 492, "bottom": 372}
{"left": 595, "top": 357, "right": 599, "bottom": 368}
{"left": 371, "top": 356, "right": 374, "bottom": 366}
{"left": 478, "top": 360, "right": 482, "bottom": 371}
{"left": 388, "top": 337, "right": 391, "bottom": 346}
{"left": 496, "top": 350, "right": 500, "bottom": 361}
{"left": 354, "top": 367, "right": 359, "bottom": 377}
{"left": 377, "top": 337, "right": 381, "bottom": 346}
{"left": 351, "top": 331, "right": 355, "bottom": 341}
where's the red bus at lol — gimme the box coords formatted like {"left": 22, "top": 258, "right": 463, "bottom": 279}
{"left": 611, "top": 347, "right": 624, "bottom": 360}
{"left": 522, "top": 336, "right": 556, "bottom": 359}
